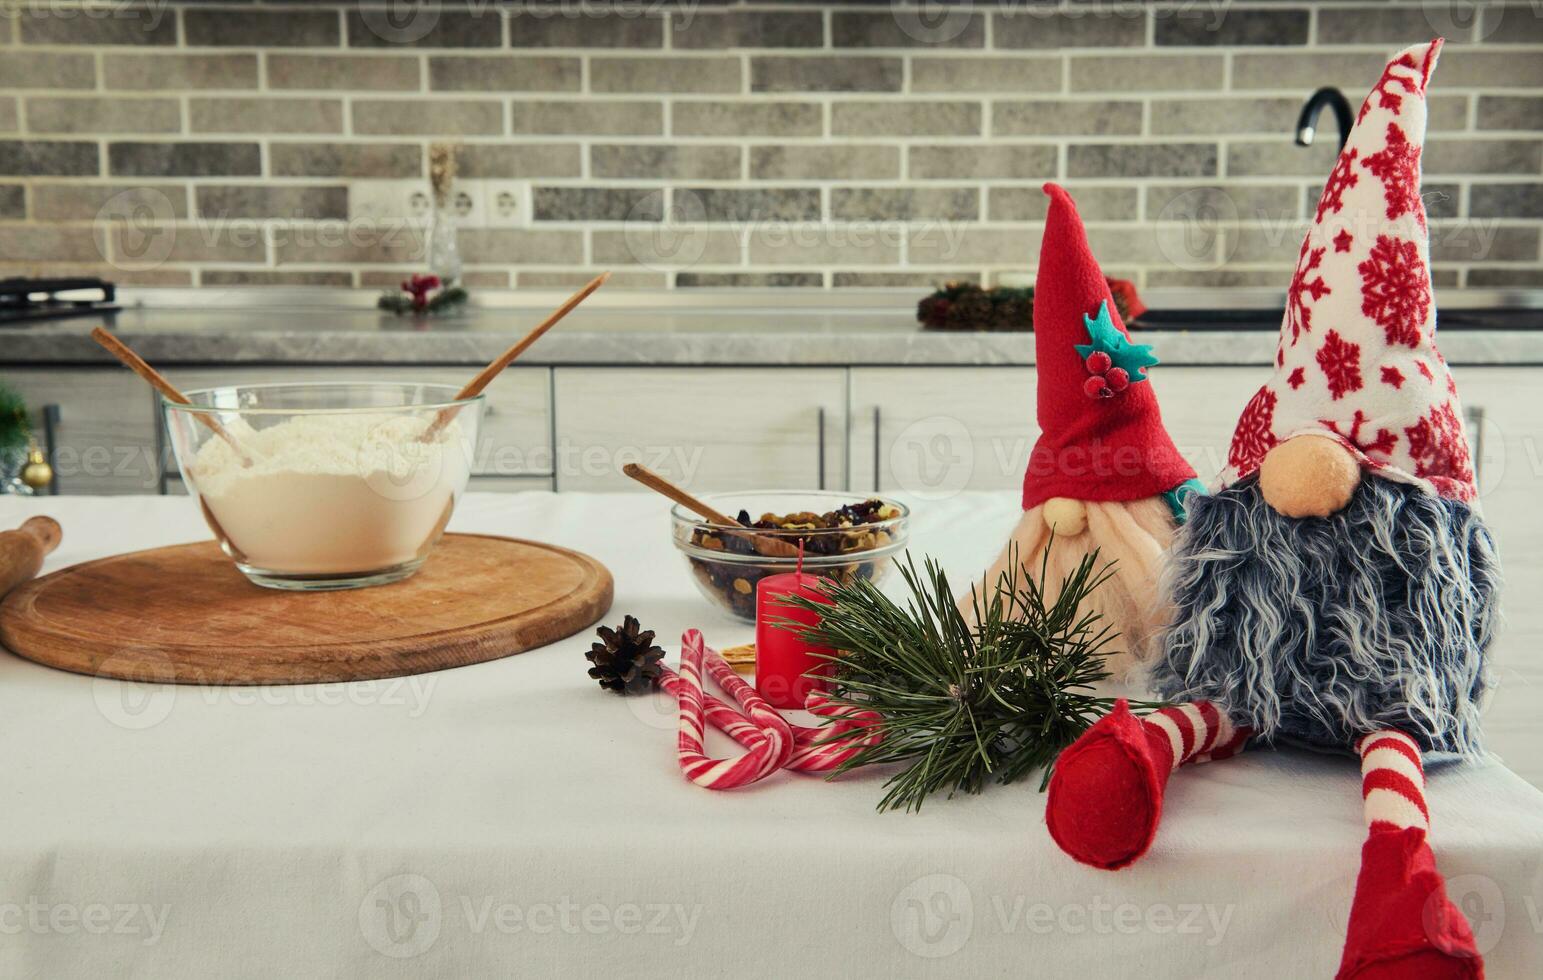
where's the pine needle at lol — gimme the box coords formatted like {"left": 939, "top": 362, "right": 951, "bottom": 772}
{"left": 781, "top": 541, "right": 1144, "bottom": 813}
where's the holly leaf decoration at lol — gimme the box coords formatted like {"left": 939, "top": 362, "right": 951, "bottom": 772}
{"left": 1073, "top": 300, "right": 1159, "bottom": 383}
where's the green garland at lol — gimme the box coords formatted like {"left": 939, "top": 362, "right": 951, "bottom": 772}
{"left": 0, "top": 380, "right": 29, "bottom": 454}
{"left": 377, "top": 284, "right": 468, "bottom": 316}
{"left": 784, "top": 544, "right": 1143, "bottom": 812}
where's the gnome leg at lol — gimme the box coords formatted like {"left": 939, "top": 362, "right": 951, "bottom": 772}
{"left": 1335, "top": 731, "right": 1483, "bottom": 980}
{"left": 1045, "top": 699, "right": 1248, "bottom": 870}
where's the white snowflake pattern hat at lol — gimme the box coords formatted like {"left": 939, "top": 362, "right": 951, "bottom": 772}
{"left": 1221, "top": 38, "right": 1476, "bottom": 502}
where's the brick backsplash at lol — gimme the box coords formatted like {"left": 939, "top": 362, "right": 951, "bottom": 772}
{"left": 0, "top": 0, "right": 1539, "bottom": 292}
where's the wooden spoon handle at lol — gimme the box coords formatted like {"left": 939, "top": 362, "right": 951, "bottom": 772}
{"left": 622, "top": 463, "right": 801, "bottom": 559}
{"left": 90, "top": 327, "right": 252, "bottom": 465}
{"left": 420, "top": 272, "right": 609, "bottom": 442}
{"left": 622, "top": 462, "right": 743, "bottom": 527}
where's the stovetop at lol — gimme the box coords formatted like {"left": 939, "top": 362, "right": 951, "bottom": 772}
{"left": 0, "top": 277, "right": 119, "bottom": 325}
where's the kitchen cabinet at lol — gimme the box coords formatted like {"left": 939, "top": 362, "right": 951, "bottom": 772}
{"left": 1146, "top": 367, "right": 1270, "bottom": 479}
{"left": 848, "top": 366, "right": 1265, "bottom": 497}
{"left": 1455, "top": 369, "right": 1543, "bottom": 784}
{"left": 551, "top": 367, "right": 846, "bottom": 492}
{"left": 4, "top": 369, "right": 159, "bottom": 494}
{"left": 849, "top": 367, "right": 1035, "bottom": 494}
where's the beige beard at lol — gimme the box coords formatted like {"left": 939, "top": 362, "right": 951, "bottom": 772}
{"left": 963, "top": 496, "right": 1177, "bottom": 681}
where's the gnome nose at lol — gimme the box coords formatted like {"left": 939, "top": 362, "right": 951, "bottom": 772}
{"left": 1043, "top": 497, "right": 1089, "bottom": 536}
{"left": 1259, "top": 436, "right": 1361, "bottom": 519}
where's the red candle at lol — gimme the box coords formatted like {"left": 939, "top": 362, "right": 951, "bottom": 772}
{"left": 755, "top": 570, "right": 835, "bottom": 710}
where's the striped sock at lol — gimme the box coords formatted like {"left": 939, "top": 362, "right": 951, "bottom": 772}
{"left": 1142, "top": 702, "right": 1250, "bottom": 771}
{"left": 1355, "top": 730, "right": 1429, "bottom": 834}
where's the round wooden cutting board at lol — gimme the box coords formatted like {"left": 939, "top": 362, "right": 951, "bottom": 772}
{"left": 0, "top": 534, "right": 613, "bottom": 685}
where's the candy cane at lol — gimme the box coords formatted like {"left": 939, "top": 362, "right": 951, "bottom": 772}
{"left": 658, "top": 668, "right": 767, "bottom": 752}
{"left": 664, "top": 629, "right": 883, "bottom": 789}
{"left": 785, "top": 691, "right": 884, "bottom": 772}
{"left": 702, "top": 643, "right": 795, "bottom": 774}
{"left": 675, "top": 629, "right": 785, "bottom": 789}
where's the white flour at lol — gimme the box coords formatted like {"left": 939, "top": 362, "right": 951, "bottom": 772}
{"left": 186, "top": 413, "right": 470, "bottom": 575}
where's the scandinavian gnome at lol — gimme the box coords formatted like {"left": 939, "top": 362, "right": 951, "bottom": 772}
{"left": 1044, "top": 40, "right": 1500, "bottom": 979}
{"left": 972, "top": 184, "right": 1203, "bottom": 678}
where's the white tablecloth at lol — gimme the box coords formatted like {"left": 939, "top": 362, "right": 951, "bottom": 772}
{"left": 1, "top": 492, "right": 1540, "bottom": 979}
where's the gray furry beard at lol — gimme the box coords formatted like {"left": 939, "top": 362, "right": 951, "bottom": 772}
{"left": 1145, "top": 475, "right": 1500, "bottom": 755}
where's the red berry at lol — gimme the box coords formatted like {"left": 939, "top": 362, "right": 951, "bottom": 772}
{"left": 1085, "top": 351, "right": 1112, "bottom": 375}
{"left": 1083, "top": 376, "right": 1111, "bottom": 399}
{"left": 1106, "top": 367, "right": 1130, "bottom": 392}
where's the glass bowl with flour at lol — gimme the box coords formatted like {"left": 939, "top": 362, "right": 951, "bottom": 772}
{"left": 165, "top": 383, "right": 483, "bottom": 591}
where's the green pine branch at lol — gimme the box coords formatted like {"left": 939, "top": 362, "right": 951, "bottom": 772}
{"left": 781, "top": 543, "right": 1151, "bottom": 813}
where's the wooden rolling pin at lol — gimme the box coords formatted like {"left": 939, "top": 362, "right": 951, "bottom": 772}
{"left": 0, "top": 517, "right": 61, "bottom": 599}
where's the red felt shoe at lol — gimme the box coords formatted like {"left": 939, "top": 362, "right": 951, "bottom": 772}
{"left": 1045, "top": 699, "right": 1175, "bottom": 870}
{"left": 1336, "top": 827, "right": 1484, "bottom": 980}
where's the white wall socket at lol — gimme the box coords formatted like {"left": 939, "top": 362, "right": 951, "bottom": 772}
{"left": 348, "top": 178, "right": 530, "bottom": 228}
{"left": 480, "top": 180, "right": 532, "bottom": 228}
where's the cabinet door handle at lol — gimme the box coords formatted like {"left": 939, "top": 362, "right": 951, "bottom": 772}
{"left": 872, "top": 406, "right": 881, "bottom": 493}
{"left": 1465, "top": 405, "right": 1484, "bottom": 485}
{"left": 816, "top": 407, "right": 826, "bottom": 490}
{"left": 41, "top": 403, "right": 60, "bottom": 495}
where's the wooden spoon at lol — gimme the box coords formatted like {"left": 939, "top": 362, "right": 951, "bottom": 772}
{"left": 622, "top": 463, "right": 800, "bottom": 559}
{"left": 420, "top": 272, "right": 609, "bottom": 441}
{"left": 91, "top": 327, "right": 253, "bottom": 466}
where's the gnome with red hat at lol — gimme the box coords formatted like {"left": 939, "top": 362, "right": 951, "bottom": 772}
{"left": 972, "top": 183, "right": 1202, "bottom": 678}
{"left": 1044, "top": 40, "right": 1500, "bottom": 978}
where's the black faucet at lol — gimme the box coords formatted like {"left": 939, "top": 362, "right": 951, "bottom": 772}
{"left": 1296, "top": 87, "right": 1353, "bottom": 151}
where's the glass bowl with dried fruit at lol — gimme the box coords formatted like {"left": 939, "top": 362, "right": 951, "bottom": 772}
{"left": 670, "top": 491, "right": 910, "bottom": 622}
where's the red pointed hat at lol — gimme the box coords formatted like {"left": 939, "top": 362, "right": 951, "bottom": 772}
{"left": 1022, "top": 184, "right": 1196, "bottom": 511}
{"left": 1220, "top": 39, "right": 1476, "bottom": 502}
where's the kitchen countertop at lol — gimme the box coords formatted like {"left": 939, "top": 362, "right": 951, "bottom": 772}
{"left": 3, "top": 293, "right": 1540, "bottom": 367}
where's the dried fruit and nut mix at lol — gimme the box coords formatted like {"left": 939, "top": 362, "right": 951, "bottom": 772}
{"left": 686, "top": 499, "right": 902, "bottom": 619}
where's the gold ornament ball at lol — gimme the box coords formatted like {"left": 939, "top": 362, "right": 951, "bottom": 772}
{"left": 20, "top": 447, "right": 52, "bottom": 492}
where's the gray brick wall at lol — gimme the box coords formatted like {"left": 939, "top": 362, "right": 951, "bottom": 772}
{"left": 0, "top": 0, "right": 1539, "bottom": 291}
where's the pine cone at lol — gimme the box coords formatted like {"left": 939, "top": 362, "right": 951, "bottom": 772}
{"left": 586, "top": 615, "right": 666, "bottom": 694}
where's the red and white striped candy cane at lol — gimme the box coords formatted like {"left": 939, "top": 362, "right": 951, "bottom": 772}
{"left": 658, "top": 668, "right": 767, "bottom": 750}
{"left": 675, "top": 629, "right": 786, "bottom": 789}
{"left": 702, "top": 643, "right": 795, "bottom": 774}
{"left": 658, "top": 668, "right": 881, "bottom": 774}
{"left": 664, "top": 629, "right": 884, "bottom": 788}
{"left": 691, "top": 639, "right": 879, "bottom": 774}
{"left": 785, "top": 691, "right": 884, "bottom": 772}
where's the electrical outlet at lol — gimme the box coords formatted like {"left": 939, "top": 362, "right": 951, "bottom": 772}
{"left": 480, "top": 180, "right": 532, "bottom": 228}
{"left": 349, "top": 179, "right": 433, "bottom": 225}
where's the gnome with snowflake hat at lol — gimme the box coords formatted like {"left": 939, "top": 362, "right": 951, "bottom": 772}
{"left": 1045, "top": 40, "right": 1501, "bottom": 978}
{"left": 971, "top": 183, "right": 1202, "bottom": 679}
